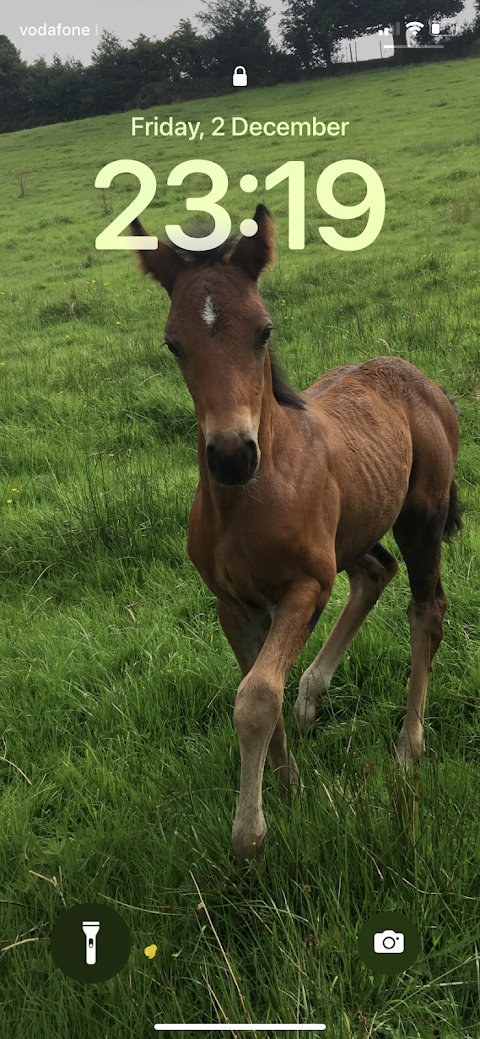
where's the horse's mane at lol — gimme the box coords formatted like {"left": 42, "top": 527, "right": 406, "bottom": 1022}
{"left": 268, "top": 350, "right": 306, "bottom": 411}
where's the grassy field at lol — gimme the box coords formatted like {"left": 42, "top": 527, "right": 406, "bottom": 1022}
{"left": 0, "top": 56, "right": 479, "bottom": 1039}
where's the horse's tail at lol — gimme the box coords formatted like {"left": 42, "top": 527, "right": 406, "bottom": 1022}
{"left": 438, "top": 384, "right": 464, "bottom": 540}
{"left": 444, "top": 478, "right": 463, "bottom": 540}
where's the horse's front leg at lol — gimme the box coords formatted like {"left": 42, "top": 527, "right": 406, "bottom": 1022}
{"left": 218, "top": 599, "right": 304, "bottom": 802}
{"left": 229, "top": 578, "right": 331, "bottom": 864}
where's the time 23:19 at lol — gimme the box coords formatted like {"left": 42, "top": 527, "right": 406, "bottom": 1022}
{"left": 95, "top": 158, "right": 385, "bottom": 253}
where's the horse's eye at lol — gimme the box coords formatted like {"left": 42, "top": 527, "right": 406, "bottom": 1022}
{"left": 259, "top": 326, "right": 273, "bottom": 346}
{"left": 165, "top": 341, "right": 181, "bottom": 358}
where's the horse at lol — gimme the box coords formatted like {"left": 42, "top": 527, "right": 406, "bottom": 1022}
{"left": 131, "top": 205, "right": 462, "bottom": 864}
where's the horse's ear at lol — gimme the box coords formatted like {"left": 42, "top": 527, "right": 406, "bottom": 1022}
{"left": 230, "top": 204, "right": 275, "bottom": 281}
{"left": 130, "top": 218, "right": 185, "bottom": 297}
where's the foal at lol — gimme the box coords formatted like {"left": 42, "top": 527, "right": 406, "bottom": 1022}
{"left": 132, "top": 206, "right": 461, "bottom": 864}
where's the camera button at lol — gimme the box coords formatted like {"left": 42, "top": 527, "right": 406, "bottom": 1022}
{"left": 358, "top": 912, "right": 421, "bottom": 974}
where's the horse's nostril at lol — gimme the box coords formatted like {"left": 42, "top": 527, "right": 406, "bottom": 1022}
{"left": 245, "top": 438, "right": 256, "bottom": 471}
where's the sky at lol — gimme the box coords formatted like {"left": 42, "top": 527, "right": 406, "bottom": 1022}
{"left": 2, "top": 0, "right": 476, "bottom": 66}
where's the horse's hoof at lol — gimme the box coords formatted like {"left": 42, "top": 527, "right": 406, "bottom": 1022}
{"left": 395, "top": 736, "right": 423, "bottom": 768}
{"left": 232, "top": 817, "right": 267, "bottom": 867}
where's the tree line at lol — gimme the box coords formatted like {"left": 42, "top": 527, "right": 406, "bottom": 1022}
{"left": 1, "top": 0, "right": 478, "bottom": 134}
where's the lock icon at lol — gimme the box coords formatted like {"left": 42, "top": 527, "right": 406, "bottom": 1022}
{"left": 233, "top": 66, "right": 247, "bottom": 87}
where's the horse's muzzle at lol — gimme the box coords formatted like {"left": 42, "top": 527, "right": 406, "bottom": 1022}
{"left": 206, "top": 433, "right": 259, "bottom": 486}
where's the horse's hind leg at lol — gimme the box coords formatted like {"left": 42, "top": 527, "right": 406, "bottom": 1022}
{"left": 392, "top": 506, "right": 448, "bottom": 765}
{"left": 294, "top": 543, "right": 398, "bottom": 731}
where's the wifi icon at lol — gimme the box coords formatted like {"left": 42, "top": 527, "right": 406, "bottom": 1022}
{"left": 406, "top": 20, "right": 424, "bottom": 44}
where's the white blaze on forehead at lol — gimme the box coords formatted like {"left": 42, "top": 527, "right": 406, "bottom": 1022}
{"left": 202, "top": 295, "right": 217, "bottom": 331}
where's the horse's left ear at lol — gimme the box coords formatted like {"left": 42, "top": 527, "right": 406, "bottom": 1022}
{"left": 230, "top": 204, "right": 275, "bottom": 281}
{"left": 130, "top": 218, "right": 185, "bottom": 297}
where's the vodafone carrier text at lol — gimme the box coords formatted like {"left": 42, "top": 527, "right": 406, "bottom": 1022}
{"left": 131, "top": 116, "right": 350, "bottom": 140}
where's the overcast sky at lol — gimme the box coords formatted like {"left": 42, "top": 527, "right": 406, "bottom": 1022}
{"left": 3, "top": 0, "right": 475, "bottom": 66}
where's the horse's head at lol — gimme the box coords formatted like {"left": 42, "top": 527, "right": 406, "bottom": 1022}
{"left": 132, "top": 205, "right": 279, "bottom": 487}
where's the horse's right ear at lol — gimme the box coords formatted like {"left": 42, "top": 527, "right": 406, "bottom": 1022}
{"left": 130, "top": 218, "right": 185, "bottom": 297}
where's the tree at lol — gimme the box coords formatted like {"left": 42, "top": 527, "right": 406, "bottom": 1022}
{"left": 162, "top": 20, "right": 210, "bottom": 92}
{"left": 198, "top": 0, "right": 274, "bottom": 85}
{"left": 122, "top": 34, "right": 170, "bottom": 107}
{"left": 90, "top": 30, "right": 132, "bottom": 114}
{"left": 469, "top": 0, "right": 480, "bottom": 32}
{"left": 126, "top": 24, "right": 210, "bottom": 108}
{"left": 280, "top": 0, "right": 384, "bottom": 69}
{"left": 23, "top": 55, "right": 87, "bottom": 126}
{"left": 0, "top": 35, "right": 28, "bottom": 131}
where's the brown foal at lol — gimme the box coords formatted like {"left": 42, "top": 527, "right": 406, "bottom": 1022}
{"left": 132, "top": 205, "right": 461, "bottom": 864}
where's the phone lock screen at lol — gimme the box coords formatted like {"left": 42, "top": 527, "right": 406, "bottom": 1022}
{"left": 0, "top": 2, "right": 479, "bottom": 1037}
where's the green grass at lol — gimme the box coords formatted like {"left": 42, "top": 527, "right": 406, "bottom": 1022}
{"left": 0, "top": 57, "right": 479, "bottom": 1039}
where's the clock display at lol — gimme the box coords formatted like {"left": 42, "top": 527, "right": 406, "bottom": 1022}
{"left": 95, "top": 158, "right": 385, "bottom": 253}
